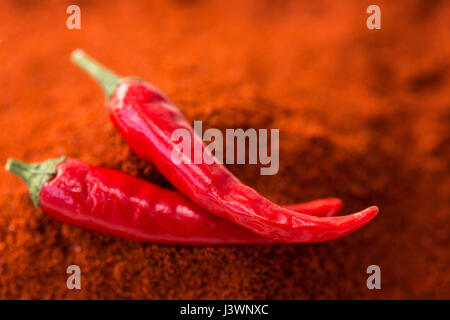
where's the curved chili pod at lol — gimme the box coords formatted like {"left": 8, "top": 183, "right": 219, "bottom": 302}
{"left": 5, "top": 158, "right": 340, "bottom": 245}
{"left": 285, "top": 198, "right": 343, "bottom": 218}
{"left": 71, "top": 50, "right": 378, "bottom": 243}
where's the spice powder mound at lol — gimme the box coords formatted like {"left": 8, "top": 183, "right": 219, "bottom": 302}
{"left": 0, "top": 0, "right": 448, "bottom": 299}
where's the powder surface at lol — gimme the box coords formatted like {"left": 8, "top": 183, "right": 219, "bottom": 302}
{"left": 0, "top": 0, "right": 448, "bottom": 299}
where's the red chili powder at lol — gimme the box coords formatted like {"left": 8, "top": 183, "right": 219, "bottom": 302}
{"left": 0, "top": 0, "right": 448, "bottom": 299}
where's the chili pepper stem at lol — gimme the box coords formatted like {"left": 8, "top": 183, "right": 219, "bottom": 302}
{"left": 5, "top": 157, "right": 65, "bottom": 208}
{"left": 71, "top": 49, "right": 123, "bottom": 99}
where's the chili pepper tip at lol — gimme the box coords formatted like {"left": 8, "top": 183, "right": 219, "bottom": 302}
{"left": 325, "top": 198, "right": 344, "bottom": 216}
{"left": 320, "top": 205, "right": 379, "bottom": 242}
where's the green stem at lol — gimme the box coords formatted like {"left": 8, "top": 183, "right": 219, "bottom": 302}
{"left": 70, "top": 49, "right": 123, "bottom": 98}
{"left": 5, "top": 157, "right": 66, "bottom": 208}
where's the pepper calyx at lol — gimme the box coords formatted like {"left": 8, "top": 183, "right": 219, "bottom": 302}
{"left": 5, "top": 157, "right": 66, "bottom": 208}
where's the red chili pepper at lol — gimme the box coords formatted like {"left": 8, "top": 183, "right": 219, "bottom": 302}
{"left": 71, "top": 50, "right": 378, "bottom": 243}
{"left": 285, "top": 198, "right": 343, "bottom": 218}
{"left": 5, "top": 157, "right": 341, "bottom": 245}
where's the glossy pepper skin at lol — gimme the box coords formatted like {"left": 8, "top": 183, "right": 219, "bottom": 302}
{"left": 6, "top": 158, "right": 342, "bottom": 245}
{"left": 72, "top": 50, "right": 378, "bottom": 243}
{"left": 43, "top": 159, "right": 272, "bottom": 245}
